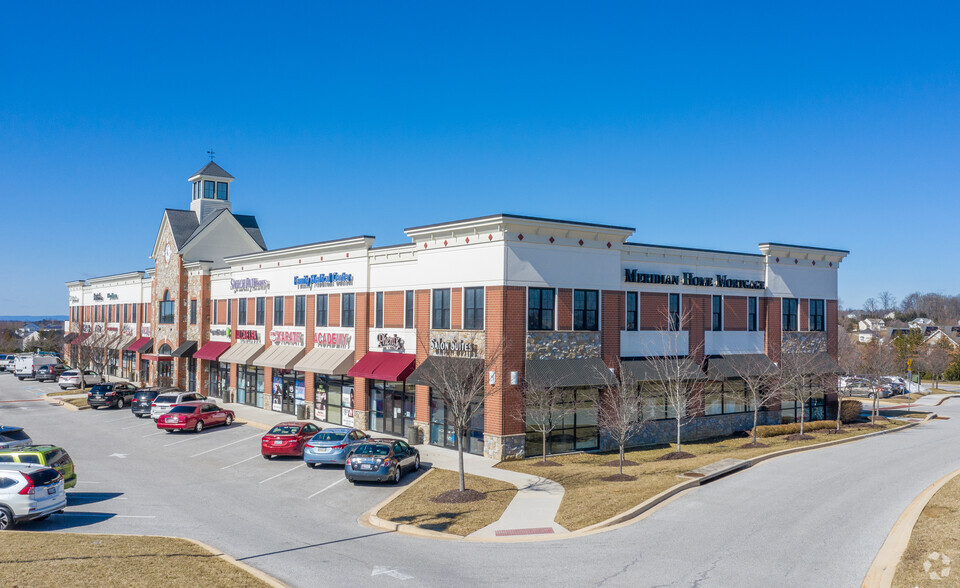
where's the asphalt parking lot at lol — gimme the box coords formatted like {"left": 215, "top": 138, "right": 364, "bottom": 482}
{"left": 0, "top": 373, "right": 423, "bottom": 586}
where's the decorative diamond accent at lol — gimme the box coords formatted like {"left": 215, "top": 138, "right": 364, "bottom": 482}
{"left": 444, "top": 240, "right": 448, "bottom": 246}
{"left": 606, "top": 242, "right": 612, "bottom": 248}
{"left": 578, "top": 239, "right": 584, "bottom": 246}
{"left": 829, "top": 261, "right": 833, "bottom": 267}
{"left": 488, "top": 234, "right": 493, "bottom": 241}
{"left": 775, "top": 257, "right": 779, "bottom": 263}
{"left": 518, "top": 234, "right": 524, "bottom": 241}
{"left": 811, "top": 260, "right": 815, "bottom": 266}
{"left": 424, "top": 243, "right": 428, "bottom": 248}
{"left": 794, "top": 259, "right": 798, "bottom": 264}
{"left": 465, "top": 237, "right": 469, "bottom": 243}
{"left": 549, "top": 236, "right": 554, "bottom": 243}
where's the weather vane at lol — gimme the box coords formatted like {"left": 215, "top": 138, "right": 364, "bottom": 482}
{"left": 207, "top": 149, "right": 215, "bottom": 161}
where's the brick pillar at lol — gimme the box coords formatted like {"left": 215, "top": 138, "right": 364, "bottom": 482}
{"left": 799, "top": 298, "right": 809, "bottom": 332}
{"left": 484, "top": 285, "right": 526, "bottom": 459}
{"left": 765, "top": 298, "right": 782, "bottom": 363}
{"left": 601, "top": 290, "right": 624, "bottom": 368}
{"left": 351, "top": 292, "right": 369, "bottom": 428}
{"left": 415, "top": 289, "right": 431, "bottom": 440}
{"left": 826, "top": 300, "right": 839, "bottom": 360}
{"left": 557, "top": 288, "right": 573, "bottom": 331}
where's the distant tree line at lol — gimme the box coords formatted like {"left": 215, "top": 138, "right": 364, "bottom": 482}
{"left": 858, "top": 290, "right": 960, "bottom": 325}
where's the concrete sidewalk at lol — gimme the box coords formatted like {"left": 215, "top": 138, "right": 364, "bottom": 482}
{"left": 217, "top": 400, "right": 566, "bottom": 537}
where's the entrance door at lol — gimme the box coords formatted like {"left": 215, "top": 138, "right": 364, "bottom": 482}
{"left": 282, "top": 381, "right": 295, "bottom": 414}
{"left": 385, "top": 389, "right": 405, "bottom": 436}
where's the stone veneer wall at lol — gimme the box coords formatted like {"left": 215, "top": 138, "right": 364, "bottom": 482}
{"left": 525, "top": 332, "right": 602, "bottom": 360}
{"left": 484, "top": 433, "right": 525, "bottom": 461}
{"left": 781, "top": 331, "right": 827, "bottom": 354}
{"left": 598, "top": 411, "right": 783, "bottom": 451}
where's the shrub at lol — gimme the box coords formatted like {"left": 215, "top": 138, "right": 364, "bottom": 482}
{"left": 753, "top": 420, "right": 838, "bottom": 438}
{"left": 839, "top": 398, "right": 862, "bottom": 423}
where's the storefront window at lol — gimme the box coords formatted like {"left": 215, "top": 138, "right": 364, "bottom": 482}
{"left": 314, "top": 375, "right": 355, "bottom": 426}
{"left": 237, "top": 365, "right": 264, "bottom": 407}
{"left": 187, "top": 358, "right": 197, "bottom": 392}
{"left": 525, "top": 388, "right": 598, "bottom": 456}
{"left": 703, "top": 381, "right": 753, "bottom": 416}
{"left": 271, "top": 369, "right": 304, "bottom": 415}
{"left": 781, "top": 393, "right": 826, "bottom": 424}
{"left": 369, "top": 380, "right": 414, "bottom": 436}
{"left": 208, "top": 361, "right": 230, "bottom": 398}
{"left": 429, "top": 390, "right": 484, "bottom": 455}
{"left": 139, "top": 359, "right": 149, "bottom": 384}
{"left": 122, "top": 350, "right": 136, "bottom": 380}
{"left": 157, "top": 360, "right": 173, "bottom": 387}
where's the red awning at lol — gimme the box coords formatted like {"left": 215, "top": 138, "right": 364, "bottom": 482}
{"left": 71, "top": 332, "right": 91, "bottom": 345}
{"left": 193, "top": 341, "right": 232, "bottom": 362}
{"left": 126, "top": 337, "right": 152, "bottom": 353}
{"left": 140, "top": 354, "right": 173, "bottom": 362}
{"left": 347, "top": 352, "right": 416, "bottom": 382}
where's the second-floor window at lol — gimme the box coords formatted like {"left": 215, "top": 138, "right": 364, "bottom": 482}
{"left": 809, "top": 299, "right": 825, "bottom": 332}
{"left": 316, "top": 294, "right": 328, "bottom": 327}
{"left": 573, "top": 289, "right": 599, "bottom": 331}
{"left": 132, "top": 303, "right": 137, "bottom": 322}
{"left": 255, "top": 297, "right": 265, "bottom": 326}
{"left": 159, "top": 291, "right": 175, "bottom": 324}
{"left": 212, "top": 300, "right": 220, "bottom": 325}
{"left": 464, "top": 287, "right": 484, "bottom": 330}
{"left": 375, "top": 292, "right": 384, "bottom": 329}
{"left": 528, "top": 288, "right": 555, "bottom": 331}
{"left": 748, "top": 296, "right": 758, "bottom": 332}
{"left": 432, "top": 289, "right": 451, "bottom": 329}
{"left": 782, "top": 298, "right": 798, "bottom": 332}
{"left": 238, "top": 298, "right": 247, "bottom": 325}
{"left": 404, "top": 290, "right": 414, "bottom": 329}
{"left": 295, "top": 295, "right": 306, "bottom": 326}
{"left": 123, "top": 305, "right": 128, "bottom": 323}
{"left": 190, "top": 300, "right": 197, "bottom": 325}
{"left": 626, "top": 292, "right": 638, "bottom": 331}
{"left": 341, "top": 293, "right": 355, "bottom": 327}
{"left": 273, "top": 297, "right": 284, "bottom": 326}
{"left": 669, "top": 293, "right": 681, "bottom": 331}
{"left": 712, "top": 295, "right": 723, "bottom": 331}
{"left": 226, "top": 299, "right": 232, "bottom": 325}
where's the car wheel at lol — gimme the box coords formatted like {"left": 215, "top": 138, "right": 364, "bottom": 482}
{"left": 263, "top": 454, "right": 271, "bottom": 460}
{"left": 60, "top": 386, "right": 66, "bottom": 390}
{"left": 414, "top": 456, "right": 420, "bottom": 471}
{"left": 306, "top": 462, "right": 316, "bottom": 469}
{"left": 224, "top": 415, "right": 233, "bottom": 426}
{"left": 194, "top": 420, "right": 204, "bottom": 433}
{"left": 393, "top": 466, "right": 401, "bottom": 484}
{"left": 0, "top": 506, "right": 13, "bottom": 530}
{"left": 868, "top": 393, "right": 876, "bottom": 399}
{"left": 116, "top": 398, "right": 124, "bottom": 409}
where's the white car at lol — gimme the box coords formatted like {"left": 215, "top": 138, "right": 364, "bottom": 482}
{"left": 150, "top": 391, "right": 204, "bottom": 421}
{"left": 57, "top": 370, "right": 102, "bottom": 390}
{"left": 0, "top": 464, "right": 67, "bottom": 530}
{"left": 0, "top": 427, "right": 32, "bottom": 450}
{"left": 0, "top": 356, "right": 18, "bottom": 372}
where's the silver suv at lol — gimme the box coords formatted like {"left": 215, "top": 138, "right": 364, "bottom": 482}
{"left": 0, "top": 463, "right": 66, "bottom": 529}
{"left": 150, "top": 391, "right": 205, "bottom": 421}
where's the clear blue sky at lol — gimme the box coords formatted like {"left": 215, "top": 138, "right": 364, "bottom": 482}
{"left": 2, "top": 2, "right": 958, "bottom": 315}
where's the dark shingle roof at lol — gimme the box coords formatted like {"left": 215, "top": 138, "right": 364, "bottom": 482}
{"left": 233, "top": 214, "right": 266, "bottom": 249}
{"left": 164, "top": 209, "right": 200, "bottom": 249}
{"left": 192, "top": 161, "right": 235, "bottom": 179}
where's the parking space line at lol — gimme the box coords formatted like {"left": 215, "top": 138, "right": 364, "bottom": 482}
{"left": 163, "top": 435, "right": 206, "bottom": 447}
{"left": 142, "top": 431, "right": 165, "bottom": 438}
{"left": 221, "top": 455, "right": 261, "bottom": 469}
{"left": 259, "top": 463, "right": 306, "bottom": 484}
{"left": 104, "top": 415, "right": 134, "bottom": 423}
{"left": 191, "top": 433, "right": 262, "bottom": 458}
{"left": 307, "top": 477, "right": 346, "bottom": 499}
{"left": 121, "top": 422, "right": 149, "bottom": 430}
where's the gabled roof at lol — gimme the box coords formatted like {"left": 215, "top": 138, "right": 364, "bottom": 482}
{"left": 163, "top": 209, "right": 201, "bottom": 249}
{"left": 191, "top": 161, "right": 234, "bottom": 179}
{"left": 233, "top": 214, "right": 266, "bottom": 250}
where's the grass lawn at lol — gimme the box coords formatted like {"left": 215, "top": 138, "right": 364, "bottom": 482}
{"left": 0, "top": 531, "right": 269, "bottom": 587}
{"left": 64, "top": 397, "right": 90, "bottom": 409}
{"left": 377, "top": 468, "right": 517, "bottom": 536}
{"left": 893, "top": 473, "right": 960, "bottom": 587}
{"left": 45, "top": 387, "right": 90, "bottom": 396}
{"left": 885, "top": 393, "right": 927, "bottom": 403}
{"left": 500, "top": 420, "right": 907, "bottom": 531}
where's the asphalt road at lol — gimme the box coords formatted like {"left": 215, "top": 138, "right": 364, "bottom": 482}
{"left": 3, "top": 373, "right": 959, "bottom": 587}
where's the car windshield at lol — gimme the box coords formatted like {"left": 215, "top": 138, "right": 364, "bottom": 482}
{"left": 155, "top": 395, "right": 178, "bottom": 404}
{"left": 168, "top": 406, "right": 197, "bottom": 414}
{"left": 1, "top": 430, "right": 29, "bottom": 441}
{"left": 135, "top": 392, "right": 158, "bottom": 399}
{"left": 90, "top": 384, "right": 112, "bottom": 393}
{"left": 268, "top": 426, "right": 302, "bottom": 435}
{"left": 311, "top": 432, "right": 347, "bottom": 442}
{"left": 354, "top": 444, "right": 389, "bottom": 456}
{"left": 62, "top": 371, "right": 78, "bottom": 376}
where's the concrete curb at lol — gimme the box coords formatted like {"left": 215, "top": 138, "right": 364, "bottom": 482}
{"left": 362, "top": 415, "right": 937, "bottom": 544}
{"left": 47, "top": 399, "right": 89, "bottom": 411}
{"left": 235, "top": 419, "right": 271, "bottom": 431}
{"left": 179, "top": 536, "right": 289, "bottom": 587}
{"left": 861, "top": 467, "right": 960, "bottom": 587}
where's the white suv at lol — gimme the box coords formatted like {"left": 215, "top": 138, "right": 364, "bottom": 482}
{"left": 150, "top": 391, "right": 205, "bottom": 421}
{"left": 0, "top": 464, "right": 66, "bottom": 530}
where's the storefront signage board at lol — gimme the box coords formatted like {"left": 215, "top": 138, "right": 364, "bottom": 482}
{"left": 368, "top": 328, "right": 416, "bottom": 353}
{"left": 429, "top": 330, "right": 485, "bottom": 359}
{"left": 294, "top": 273, "right": 353, "bottom": 289}
{"left": 269, "top": 328, "right": 305, "bottom": 346}
{"left": 314, "top": 329, "right": 353, "bottom": 349}
{"left": 623, "top": 268, "right": 764, "bottom": 290}
{"left": 230, "top": 277, "right": 271, "bottom": 293}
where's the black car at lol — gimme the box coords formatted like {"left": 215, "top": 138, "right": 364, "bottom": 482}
{"left": 344, "top": 439, "right": 420, "bottom": 484}
{"left": 35, "top": 364, "right": 68, "bottom": 382}
{"left": 131, "top": 387, "right": 179, "bottom": 418}
{"left": 87, "top": 383, "right": 139, "bottom": 410}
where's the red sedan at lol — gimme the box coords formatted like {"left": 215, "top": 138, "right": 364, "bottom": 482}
{"left": 156, "top": 402, "right": 235, "bottom": 433}
{"left": 261, "top": 422, "right": 321, "bottom": 459}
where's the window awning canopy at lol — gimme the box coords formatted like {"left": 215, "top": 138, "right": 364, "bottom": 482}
{"left": 706, "top": 354, "right": 778, "bottom": 380}
{"left": 406, "top": 356, "right": 484, "bottom": 387}
{"left": 193, "top": 341, "right": 232, "bottom": 362}
{"left": 253, "top": 345, "right": 306, "bottom": 370}
{"left": 218, "top": 343, "right": 265, "bottom": 365}
{"left": 171, "top": 340, "right": 198, "bottom": 358}
{"left": 109, "top": 336, "right": 135, "bottom": 351}
{"left": 347, "top": 352, "right": 416, "bottom": 382}
{"left": 525, "top": 357, "right": 611, "bottom": 388}
{"left": 126, "top": 337, "right": 152, "bottom": 353}
{"left": 63, "top": 333, "right": 78, "bottom": 344}
{"left": 71, "top": 333, "right": 91, "bottom": 346}
{"left": 622, "top": 358, "right": 703, "bottom": 382}
{"left": 293, "top": 348, "right": 355, "bottom": 375}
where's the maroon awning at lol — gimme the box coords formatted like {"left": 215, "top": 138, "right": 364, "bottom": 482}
{"left": 140, "top": 354, "right": 172, "bottom": 362}
{"left": 71, "top": 332, "right": 91, "bottom": 346}
{"left": 126, "top": 337, "right": 152, "bottom": 353}
{"left": 347, "top": 352, "right": 416, "bottom": 382}
{"left": 194, "top": 341, "right": 232, "bottom": 362}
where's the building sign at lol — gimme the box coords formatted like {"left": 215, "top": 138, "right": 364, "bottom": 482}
{"left": 107, "top": 293, "right": 119, "bottom": 300}
{"left": 623, "top": 269, "right": 764, "bottom": 290}
{"left": 69, "top": 296, "right": 79, "bottom": 303}
{"left": 429, "top": 330, "right": 485, "bottom": 359}
{"left": 93, "top": 293, "right": 104, "bottom": 301}
{"left": 235, "top": 329, "right": 262, "bottom": 343}
{"left": 230, "top": 277, "right": 270, "bottom": 293}
{"left": 107, "top": 326, "right": 119, "bottom": 333}
{"left": 122, "top": 324, "right": 135, "bottom": 337}
{"left": 368, "top": 328, "right": 416, "bottom": 353}
{"left": 210, "top": 327, "right": 231, "bottom": 338}
{"left": 94, "top": 324, "right": 104, "bottom": 334}
{"left": 141, "top": 324, "right": 151, "bottom": 337}
{"left": 314, "top": 331, "right": 353, "bottom": 349}
{"left": 83, "top": 323, "right": 92, "bottom": 334}
{"left": 269, "top": 329, "right": 305, "bottom": 346}
{"left": 294, "top": 273, "right": 354, "bottom": 289}
{"left": 377, "top": 333, "right": 406, "bottom": 353}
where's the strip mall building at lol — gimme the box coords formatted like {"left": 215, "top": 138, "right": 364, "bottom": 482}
{"left": 64, "top": 162, "right": 848, "bottom": 459}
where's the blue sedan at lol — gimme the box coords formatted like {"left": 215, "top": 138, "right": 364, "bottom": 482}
{"left": 345, "top": 439, "right": 420, "bottom": 484}
{"left": 303, "top": 428, "right": 369, "bottom": 467}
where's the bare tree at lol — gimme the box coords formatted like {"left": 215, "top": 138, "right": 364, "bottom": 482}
{"left": 414, "top": 345, "right": 502, "bottom": 493}
{"left": 643, "top": 309, "right": 706, "bottom": 455}
{"left": 878, "top": 291, "right": 897, "bottom": 313}
{"left": 516, "top": 375, "right": 575, "bottom": 464}
{"left": 597, "top": 360, "right": 648, "bottom": 475}
{"left": 920, "top": 344, "right": 952, "bottom": 390}
{"left": 779, "top": 349, "right": 824, "bottom": 436}
{"left": 726, "top": 355, "right": 783, "bottom": 445}
{"left": 858, "top": 339, "right": 896, "bottom": 424}
{"left": 864, "top": 297, "right": 879, "bottom": 316}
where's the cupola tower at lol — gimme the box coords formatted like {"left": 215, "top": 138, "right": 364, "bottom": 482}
{"left": 188, "top": 160, "right": 234, "bottom": 222}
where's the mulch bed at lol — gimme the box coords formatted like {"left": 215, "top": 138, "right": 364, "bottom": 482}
{"left": 602, "top": 459, "right": 640, "bottom": 467}
{"left": 739, "top": 441, "right": 768, "bottom": 448}
{"left": 431, "top": 489, "right": 486, "bottom": 504}
{"left": 656, "top": 451, "right": 696, "bottom": 461}
{"left": 529, "top": 460, "right": 563, "bottom": 467}
{"left": 784, "top": 433, "right": 815, "bottom": 441}
{"left": 601, "top": 474, "right": 637, "bottom": 482}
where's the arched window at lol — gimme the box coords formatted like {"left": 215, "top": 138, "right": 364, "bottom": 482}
{"left": 159, "top": 290, "right": 175, "bottom": 324}
{"left": 158, "top": 343, "right": 172, "bottom": 355}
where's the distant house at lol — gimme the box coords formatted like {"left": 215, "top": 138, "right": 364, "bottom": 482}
{"left": 859, "top": 329, "right": 879, "bottom": 343}
{"left": 923, "top": 328, "right": 960, "bottom": 349}
{"left": 884, "top": 312, "right": 897, "bottom": 319}
{"left": 846, "top": 313, "right": 859, "bottom": 320}
{"left": 859, "top": 318, "right": 885, "bottom": 332}
{"left": 909, "top": 317, "right": 935, "bottom": 329}
{"left": 14, "top": 323, "right": 39, "bottom": 338}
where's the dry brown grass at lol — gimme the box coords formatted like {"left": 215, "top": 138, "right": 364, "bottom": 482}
{"left": 377, "top": 468, "right": 517, "bottom": 536}
{"left": 500, "top": 420, "right": 905, "bottom": 530}
{"left": 0, "top": 531, "right": 269, "bottom": 587}
{"left": 45, "top": 387, "right": 90, "bottom": 397}
{"left": 64, "top": 397, "right": 90, "bottom": 409}
{"left": 893, "top": 473, "right": 960, "bottom": 587}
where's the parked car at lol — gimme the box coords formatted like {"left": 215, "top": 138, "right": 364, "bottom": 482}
{"left": 881, "top": 376, "right": 908, "bottom": 395}
{"left": 261, "top": 422, "right": 322, "bottom": 460}
{"left": 0, "top": 427, "right": 32, "bottom": 450}
{"left": 0, "top": 446, "right": 77, "bottom": 489}
{"left": 57, "top": 369, "right": 102, "bottom": 390}
{"left": 131, "top": 387, "right": 179, "bottom": 418}
{"left": 156, "top": 402, "right": 234, "bottom": 433}
{"left": 0, "top": 355, "right": 11, "bottom": 372}
{"left": 87, "top": 383, "right": 139, "bottom": 410}
{"left": 344, "top": 439, "right": 420, "bottom": 484}
{"left": 35, "top": 364, "right": 68, "bottom": 382}
{"left": 150, "top": 391, "right": 205, "bottom": 421}
{"left": 843, "top": 378, "right": 887, "bottom": 399}
{"left": 14, "top": 354, "right": 58, "bottom": 380}
{"left": 304, "top": 428, "right": 369, "bottom": 467}
{"left": 0, "top": 464, "right": 66, "bottom": 530}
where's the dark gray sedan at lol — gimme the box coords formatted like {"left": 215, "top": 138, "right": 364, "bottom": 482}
{"left": 303, "top": 428, "right": 369, "bottom": 467}
{"left": 344, "top": 439, "right": 420, "bottom": 484}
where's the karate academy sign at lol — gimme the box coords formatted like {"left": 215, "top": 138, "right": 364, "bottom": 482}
{"left": 623, "top": 269, "right": 764, "bottom": 290}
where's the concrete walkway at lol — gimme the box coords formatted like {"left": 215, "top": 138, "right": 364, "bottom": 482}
{"left": 216, "top": 400, "right": 566, "bottom": 537}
